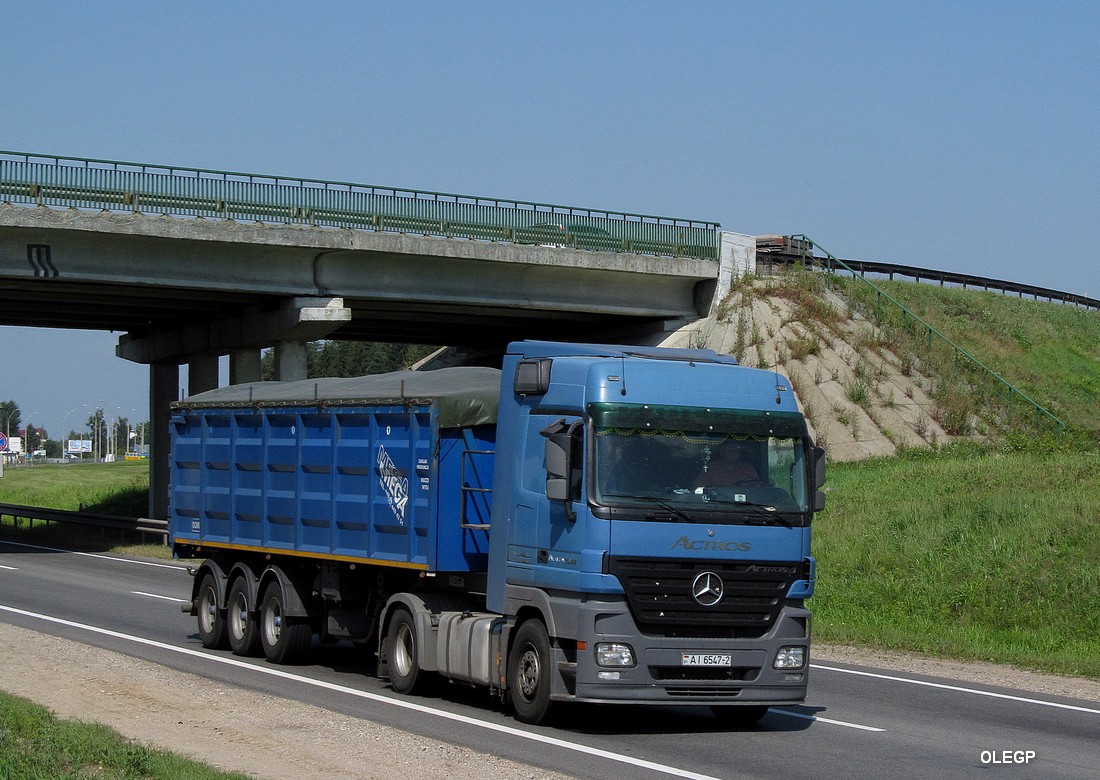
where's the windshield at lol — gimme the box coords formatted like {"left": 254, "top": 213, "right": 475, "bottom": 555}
{"left": 591, "top": 403, "right": 810, "bottom": 515}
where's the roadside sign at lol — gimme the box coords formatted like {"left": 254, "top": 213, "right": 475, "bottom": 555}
{"left": 0, "top": 432, "right": 7, "bottom": 451}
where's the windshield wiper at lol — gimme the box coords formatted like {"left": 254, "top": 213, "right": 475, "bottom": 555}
{"left": 633, "top": 495, "right": 698, "bottom": 523}
{"left": 702, "top": 498, "right": 797, "bottom": 527}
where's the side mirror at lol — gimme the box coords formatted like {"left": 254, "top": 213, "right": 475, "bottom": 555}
{"left": 813, "top": 445, "right": 826, "bottom": 488}
{"left": 813, "top": 445, "right": 827, "bottom": 511}
{"left": 515, "top": 358, "right": 552, "bottom": 396}
{"left": 541, "top": 418, "right": 582, "bottom": 520}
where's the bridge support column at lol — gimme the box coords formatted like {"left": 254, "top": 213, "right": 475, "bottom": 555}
{"left": 230, "top": 348, "right": 262, "bottom": 384}
{"left": 188, "top": 354, "right": 220, "bottom": 395}
{"left": 273, "top": 341, "right": 309, "bottom": 382}
{"left": 149, "top": 363, "right": 179, "bottom": 521}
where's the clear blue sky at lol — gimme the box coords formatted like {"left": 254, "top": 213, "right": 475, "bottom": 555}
{"left": 1, "top": 1, "right": 1098, "bottom": 441}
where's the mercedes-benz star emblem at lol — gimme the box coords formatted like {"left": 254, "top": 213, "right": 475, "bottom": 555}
{"left": 691, "top": 571, "right": 725, "bottom": 607}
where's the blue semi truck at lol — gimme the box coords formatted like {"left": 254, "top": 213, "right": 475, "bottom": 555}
{"left": 174, "top": 340, "right": 825, "bottom": 725}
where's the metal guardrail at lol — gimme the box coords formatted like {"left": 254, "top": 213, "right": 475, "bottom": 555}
{"left": 0, "top": 150, "right": 720, "bottom": 260}
{"left": 785, "top": 235, "right": 1066, "bottom": 437}
{"left": 757, "top": 245, "right": 1100, "bottom": 311}
{"left": 0, "top": 502, "right": 167, "bottom": 541}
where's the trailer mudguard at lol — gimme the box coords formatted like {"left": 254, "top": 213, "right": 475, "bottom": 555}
{"left": 188, "top": 558, "right": 229, "bottom": 615}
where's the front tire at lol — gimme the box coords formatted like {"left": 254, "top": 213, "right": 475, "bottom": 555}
{"left": 385, "top": 607, "right": 426, "bottom": 695}
{"left": 259, "top": 581, "right": 311, "bottom": 664}
{"left": 508, "top": 620, "right": 554, "bottom": 725}
{"left": 226, "top": 577, "right": 261, "bottom": 657}
{"left": 195, "top": 572, "right": 227, "bottom": 650}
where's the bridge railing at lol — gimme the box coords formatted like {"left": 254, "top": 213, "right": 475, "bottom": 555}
{"left": 0, "top": 150, "right": 720, "bottom": 260}
{"left": 787, "top": 235, "right": 1066, "bottom": 438}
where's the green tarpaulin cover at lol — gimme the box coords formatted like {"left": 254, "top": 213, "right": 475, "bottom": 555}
{"left": 174, "top": 366, "right": 501, "bottom": 428}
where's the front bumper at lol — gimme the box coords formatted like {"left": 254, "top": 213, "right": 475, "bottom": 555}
{"left": 559, "top": 596, "right": 810, "bottom": 706}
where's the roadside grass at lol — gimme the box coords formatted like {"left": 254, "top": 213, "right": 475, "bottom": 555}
{"left": 0, "top": 460, "right": 149, "bottom": 512}
{"left": 812, "top": 444, "right": 1100, "bottom": 678}
{"left": 0, "top": 461, "right": 167, "bottom": 558}
{"left": 0, "top": 689, "right": 249, "bottom": 780}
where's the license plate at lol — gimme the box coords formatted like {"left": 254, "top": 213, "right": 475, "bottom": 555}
{"left": 681, "top": 653, "right": 732, "bottom": 667}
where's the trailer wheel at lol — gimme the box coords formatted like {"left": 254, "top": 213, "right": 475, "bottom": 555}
{"left": 196, "top": 572, "right": 227, "bottom": 649}
{"left": 508, "top": 620, "right": 554, "bottom": 725}
{"left": 385, "top": 607, "right": 426, "bottom": 695}
{"left": 259, "top": 581, "right": 311, "bottom": 664}
{"left": 226, "top": 577, "right": 261, "bottom": 657}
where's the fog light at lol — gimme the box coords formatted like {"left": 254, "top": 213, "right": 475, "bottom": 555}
{"left": 597, "top": 671, "right": 621, "bottom": 681}
{"left": 774, "top": 646, "right": 806, "bottom": 670}
{"left": 595, "top": 642, "right": 636, "bottom": 667}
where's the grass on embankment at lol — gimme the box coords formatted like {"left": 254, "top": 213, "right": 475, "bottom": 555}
{"left": 812, "top": 443, "right": 1100, "bottom": 678}
{"left": 0, "top": 689, "right": 249, "bottom": 780}
{"left": 844, "top": 279, "right": 1100, "bottom": 433}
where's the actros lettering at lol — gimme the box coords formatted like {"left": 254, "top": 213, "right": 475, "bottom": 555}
{"left": 671, "top": 536, "right": 752, "bottom": 553}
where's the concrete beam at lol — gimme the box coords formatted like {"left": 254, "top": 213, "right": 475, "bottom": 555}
{"left": 117, "top": 296, "right": 351, "bottom": 365}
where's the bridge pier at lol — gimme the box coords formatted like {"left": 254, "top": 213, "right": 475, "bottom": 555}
{"left": 188, "top": 355, "right": 219, "bottom": 395}
{"left": 149, "top": 363, "right": 178, "bottom": 521}
{"left": 273, "top": 341, "right": 309, "bottom": 382}
{"left": 230, "top": 349, "right": 262, "bottom": 385}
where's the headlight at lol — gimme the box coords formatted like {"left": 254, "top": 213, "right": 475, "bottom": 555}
{"left": 774, "top": 646, "right": 806, "bottom": 670}
{"left": 595, "top": 642, "right": 636, "bottom": 667}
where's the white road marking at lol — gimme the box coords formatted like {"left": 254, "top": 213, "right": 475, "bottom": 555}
{"left": 0, "top": 539, "right": 184, "bottom": 570}
{"left": 812, "top": 663, "right": 1100, "bottom": 715}
{"left": 770, "top": 709, "right": 885, "bottom": 732}
{"left": 0, "top": 564, "right": 18, "bottom": 570}
{"left": 132, "top": 591, "right": 190, "bottom": 604}
{"left": 0, "top": 603, "right": 725, "bottom": 780}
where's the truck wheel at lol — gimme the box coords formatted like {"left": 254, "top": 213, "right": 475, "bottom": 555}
{"left": 508, "top": 620, "right": 554, "bottom": 725}
{"left": 195, "top": 572, "right": 227, "bottom": 649}
{"left": 259, "top": 581, "right": 311, "bottom": 664}
{"left": 226, "top": 578, "right": 261, "bottom": 657}
{"left": 385, "top": 608, "right": 426, "bottom": 695}
{"left": 710, "top": 705, "right": 769, "bottom": 725}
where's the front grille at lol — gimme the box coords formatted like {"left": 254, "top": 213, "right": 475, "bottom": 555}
{"left": 664, "top": 687, "right": 743, "bottom": 698}
{"left": 608, "top": 556, "right": 800, "bottom": 638}
{"left": 651, "top": 666, "right": 760, "bottom": 682}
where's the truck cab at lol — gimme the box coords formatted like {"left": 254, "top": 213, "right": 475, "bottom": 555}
{"left": 485, "top": 341, "right": 824, "bottom": 723}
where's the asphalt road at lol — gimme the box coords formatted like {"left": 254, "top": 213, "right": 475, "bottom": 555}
{"left": 1, "top": 538, "right": 1096, "bottom": 780}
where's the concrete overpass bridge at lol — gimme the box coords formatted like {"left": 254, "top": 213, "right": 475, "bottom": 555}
{"left": 0, "top": 151, "right": 749, "bottom": 516}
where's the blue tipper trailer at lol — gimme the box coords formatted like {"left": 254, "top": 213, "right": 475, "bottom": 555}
{"left": 170, "top": 367, "right": 499, "bottom": 575}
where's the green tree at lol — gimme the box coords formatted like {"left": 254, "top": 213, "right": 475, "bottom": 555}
{"left": 0, "top": 400, "right": 21, "bottom": 440}
{"left": 24, "top": 422, "right": 44, "bottom": 453}
{"left": 86, "top": 408, "right": 107, "bottom": 460}
{"left": 259, "top": 341, "right": 437, "bottom": 381}
{"left": 112, "top": 417, "right": 131, "bottom": 456}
